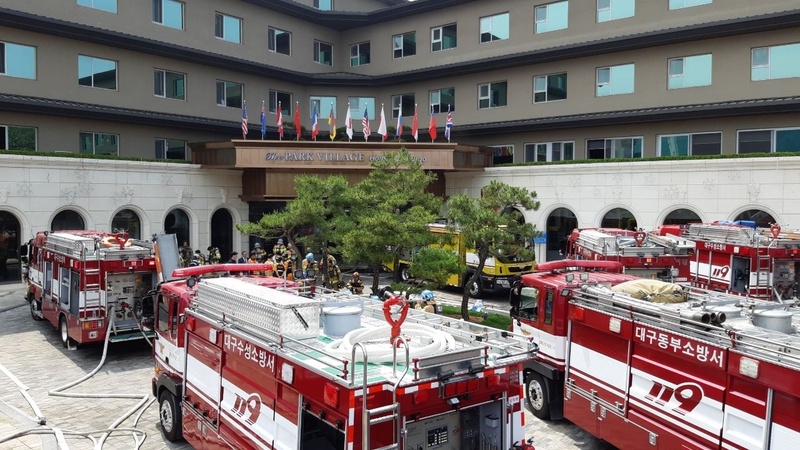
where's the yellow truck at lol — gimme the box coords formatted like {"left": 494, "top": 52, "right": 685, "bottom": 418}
{"left": 389, "top": 223, "right": 536, "bottom": 297}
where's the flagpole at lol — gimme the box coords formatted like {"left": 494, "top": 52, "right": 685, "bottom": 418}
{"left": 296, "top": 101, "right": 300, "bottom": 142}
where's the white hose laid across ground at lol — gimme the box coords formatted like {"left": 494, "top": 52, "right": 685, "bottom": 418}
{"left": 324, "top": 322, "right": 456, "bottom": 363}
{"left": 0, "top": 305, "right": 155, "bottom": 450}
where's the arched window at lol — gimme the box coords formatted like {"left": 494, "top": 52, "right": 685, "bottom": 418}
{"left": 210, "top": 209, "right": 233, "bottom": 260}
{"left": 52, "top": 210, "right": 85, "bottom": 231}
{"left": 0, "top": 211, "right": 22, "bottom": 283}
{"left": 546, "top": 207, "right": 577, "bottom": 260}
{"left": 164, "top": 209, "right": 190, "bottom": 247}
{"left": 111, "top": 209, "right": 142, "bottom": 239}
{"left": 601, "top": 208, "right": 636, "bottom": 230}
{"left": 734, "top": 209, "right": 776, "bottom": 229}
{"left": 663, "top": 208, "right": 701, "bottom": 226}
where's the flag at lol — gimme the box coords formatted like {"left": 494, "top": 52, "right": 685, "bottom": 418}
{"left": 328, "top": 105, "right": 336, "bottom": 140}
{"left": 260, "top": 101, "right": 266, "bottom": 140}
{"left": 377, "top": 104, "right": 387, "bottom": 142}
{"left": 444, "top": 105, "right": 453, "bottom": 143}
{"left": 428, "top": 106, "right": 437, "bottom": 142}
{"left": 277, "top": 101, "right": 284, "bottom": 140}
{"left": 362, "top": 107, "right": 370, "bottom": 141}
{"left": 396, "top": 110, "right": 403, "bottom": 140}
{"left": 294, "top": 103, "right": 301, "bottom": 140}
{"left": 311, "top": 104, "right": 319, "bottom": 141}
{"left": 345, "top": 106, "right": 353, "bottom": 141}
{"left": 241, "top": 101, "right": 248, "bottom": 139}
{"left": 412, "top": 104, "right": 418, "bottom": 142}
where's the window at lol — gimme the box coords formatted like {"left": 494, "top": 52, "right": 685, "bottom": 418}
{"left": 0, "top": 41, "right": 36, "bottom": 80}
{"left": 350, "top": 42, "right": 370, "bottom": 66}
{"left": 533, "top": 73, "right": 567, "bottom": 103}
{"left": 478, "top": 82, "right": 508, "bottom": 109}
{"left": 431, "top": 24, "right": 457, "bottom": 52}
{"left": 155, "top": 138, "right": 187, "bottom": 160}
{"left": 314, "top": 40, "right": 333, "bottom": 66}
{"left": 152, "top": 0, "right": 184, "bottom": 30}
{"left": 269, "top": 90, "right": 291, "bottom": 114}
{"left": 669, "top": 0, "right": 711, "bottom": 9}
{"left": 268, "top": 28, "right": 291, "bottom": 56}
{"left": 430, "top": 88, "right": 455, "bottom": 114}
{"left": 78, "top": 55, "right": 117, "bottom": 90}
{"left": 310, "top": 96, "right": 337, "bottom": 119}
{"left": 79, "top": 132, "right": 118, "bottom": 155}
{"left": 348, "top": 97, "right": 375, "bottom": 120}
{"left": 658, "top": 132, "right": 721, "bottom": 156}
{"left": 391, "top": 94, "right": 415, "bottom": 119}
{"left": 738, "top": 128, "right": 800, "bottom": 153}
{"left": 596, "top": 63, "right": 634, "bottom": 96}
{"left": 597, "top": 0, "right": 635, "bottom": 22}
{"left": 492, "top": 145, "right": 514, "bottom": 165}
{"left": 214, "top": 12, "right": 242, "bottom": 43}
{"left": 480, "top": 12, "right": 510, "bottom": 43}
{"left": 535, "top": 1, "right": 568, "bottom": 33}
{"left": 392, "top": 32, "right": 416, "bottom": 59}
{"left": 314, "top": 0, "right": 333, "bottom": 10}
{"left": 216, "top": 80, "right": 243, "bottom": 108}
{"left": 587, "top": 137, "right": 642, "bottom": 159}
{"left": 751, "top": 43, "right": 800, "bottom": 81}
{"left": 77, "top": 0, "right": 116, "bottom": 13}
{"left": 524, "top": 141, "right": 574, "bottom": 162}
{"left": 668, "top": 54, "right": 712, "bottom": 89}
{"left": 1, "top": 125, "right": 37, "bottom": 151}
{"left": 112, "top": 209, "right": 142, "bottom": 240}
{"left": 153, "top": 69, "right": 185, "bottom": 100}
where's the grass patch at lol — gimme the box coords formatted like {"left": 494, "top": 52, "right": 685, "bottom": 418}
{"left": 440, "top": 305, "right": 511, "bottom": 330}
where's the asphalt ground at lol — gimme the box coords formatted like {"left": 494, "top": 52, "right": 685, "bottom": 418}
{"left": 0, "top": 280, "right": 612, "bottom": 450}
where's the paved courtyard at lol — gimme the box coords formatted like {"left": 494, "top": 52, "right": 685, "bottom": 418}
{"left": 0, "top": 282, "right": 612, "bottom": 450}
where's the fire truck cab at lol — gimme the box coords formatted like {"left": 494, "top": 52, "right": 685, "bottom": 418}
{"left": 21, "top": 230, "right": 162, "bottom": 348}
{"left": 512, "top": 259, "right": 800, "bottom": 449}
{"left": 147, "top": 269, "right": 538, "bottom": 450}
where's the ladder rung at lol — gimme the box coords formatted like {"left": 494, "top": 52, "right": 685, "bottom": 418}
{"left": 372, "top": 445, "right": 399, "bottom": 450}
{"left": 369, "top": 414, "right": 398, "bottom": 426}
{"left": 367, "top": 404, "right": 398, "bottom": 416}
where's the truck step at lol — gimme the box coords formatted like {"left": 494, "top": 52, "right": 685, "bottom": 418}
{"left": 108, "top": 330, "right": 154, "bottom": 343}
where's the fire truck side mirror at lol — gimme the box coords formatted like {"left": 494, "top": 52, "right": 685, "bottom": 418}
{"left": 19, "top": 244, "right": 29, "bottom": 264}
{"left": 186, "top": 277, "right": 197, "bottom": 288}
{"left": 561, "top": 289, "right": 573, "bottom": 298}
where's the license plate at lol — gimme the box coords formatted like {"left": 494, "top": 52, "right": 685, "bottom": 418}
{"left": 496, "top": 279, "right": 510, "bottom": 287}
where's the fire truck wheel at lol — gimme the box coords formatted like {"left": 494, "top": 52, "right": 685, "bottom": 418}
{"left": 525, "top": 373, "right": 551, "bottom": 420}
{"left": 159, "top": 390, "right": 182, "bottom": 442}
{"left": 59, "top": 316, "right": 76, "bottom": 348}
{"left": 399, "top": 265, "right": 411, "bottom": 282}
{"left": 30, "top": 299, "right": 43, "bottom": 321}
{"left": 466, "top": 275, "right": 483, "bottom": 298}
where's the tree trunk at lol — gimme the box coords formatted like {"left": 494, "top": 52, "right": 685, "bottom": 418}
{"left": 461, "top": 249, "right": 488, "bottom": 321}
{"left": 371, "top": 265, "right": 381, "bottom": 297}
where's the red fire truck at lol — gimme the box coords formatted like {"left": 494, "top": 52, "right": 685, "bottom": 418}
{"left": 21, "top": 230, "right": 163, "bottom": 348}
{"left": 144, "top": 265, "right": 539, "bottom": 450}
{"left": 511, "top": 259, "right": 800, "bottom": 449}
{"left": 682, "top": 222, "right": 800, "bottom": 301}
{"left": 566, "top": 227, "right": 694, "bottom": 282}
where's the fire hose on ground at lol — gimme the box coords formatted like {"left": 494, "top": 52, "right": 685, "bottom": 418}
{"left": 0, "top": 305, "right": 156, "bottom": 450}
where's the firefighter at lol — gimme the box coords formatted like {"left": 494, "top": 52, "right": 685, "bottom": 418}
{"left": 302, "top": 253, "right": 317, "bottom": 279}
{"left": 272, "top": 239, "right": 286, "bottom": 259}
{"left": 192, "top": 250, "right": 206, "bottom": 266}
{"left": 283, "top": 249, "right": 295, "bottom": 281}
{"left": 274, "top": 255, "right": 287, "bottom": 279}
{"left": 252, "top": 243, "right": 266, "bottom": 262}
{"left": 207, "top": 246, "right": 221, "bottom": 264}
{"left": 247, "top": 252, "right": 261, "bottom": 274}
{"left": 347, "top": 272, "right": 364, "bottom": 294}
{"left": 326, "top": 255, "right": 342, "bottom": 290}
{"left": 179, "top": 241, "right": 193, "bottom": 267}
{"left": 415, "top": 290, "right": 437, "bottom": 313}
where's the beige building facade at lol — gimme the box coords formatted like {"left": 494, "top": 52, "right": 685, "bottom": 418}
{"left": 1, "top": 0, "right": 800, "bottom": 279}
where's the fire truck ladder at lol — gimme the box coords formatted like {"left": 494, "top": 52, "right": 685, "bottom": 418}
{"left": 751, "top": 238, "right": 774, "bottom": 299}
{"left": 352, "top": 337, "right": 410, "bottom": 450}
{"left": 81, "top": 248, "right": 102, "bottom": 311}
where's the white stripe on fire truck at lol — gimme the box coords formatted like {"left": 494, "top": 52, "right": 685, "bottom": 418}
{"left": 719, "top": 404, "right": 766, "bottom": 450}
{"left": 770, "top": 423, "right": 800, "bottom": 450}
{"left": 220, "top": 377, "right": 299, "bottom": 450}
{"left": 568, "top": 344, "right": 628, "bottom": 397}
{"left": 185, "top": 355, "right": 221, "bottom": 403}
{"left": 347, "top": 392, "right": 355, "bottom": 450}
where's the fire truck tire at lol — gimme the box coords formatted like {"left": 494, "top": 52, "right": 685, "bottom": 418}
{"left": 30, "top": 299, "right": 43, "bottom": 321}
{"left": 525, "top": 373, "right": 551, "bottom": 420}
{"left": 159, "top": 390, "right": 182, "bottom": 442}
{"left": 466, "top": 274, "right": 483, "bottom": 298}
{"left": 399, "top": 265, "right": 411, "bottom": 282}
{"left": 59, "top": 316, "right": 76, "bottom": 348}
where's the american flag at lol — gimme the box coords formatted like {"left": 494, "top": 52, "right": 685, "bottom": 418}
{"left": 241, "top": 101, "right": 248, "bottom": 139}
{"left": 444, "top": 105, "right": 453, "bottom": 142}
{"left": 362, "top": 107, "right": 370, "bottom": 141}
